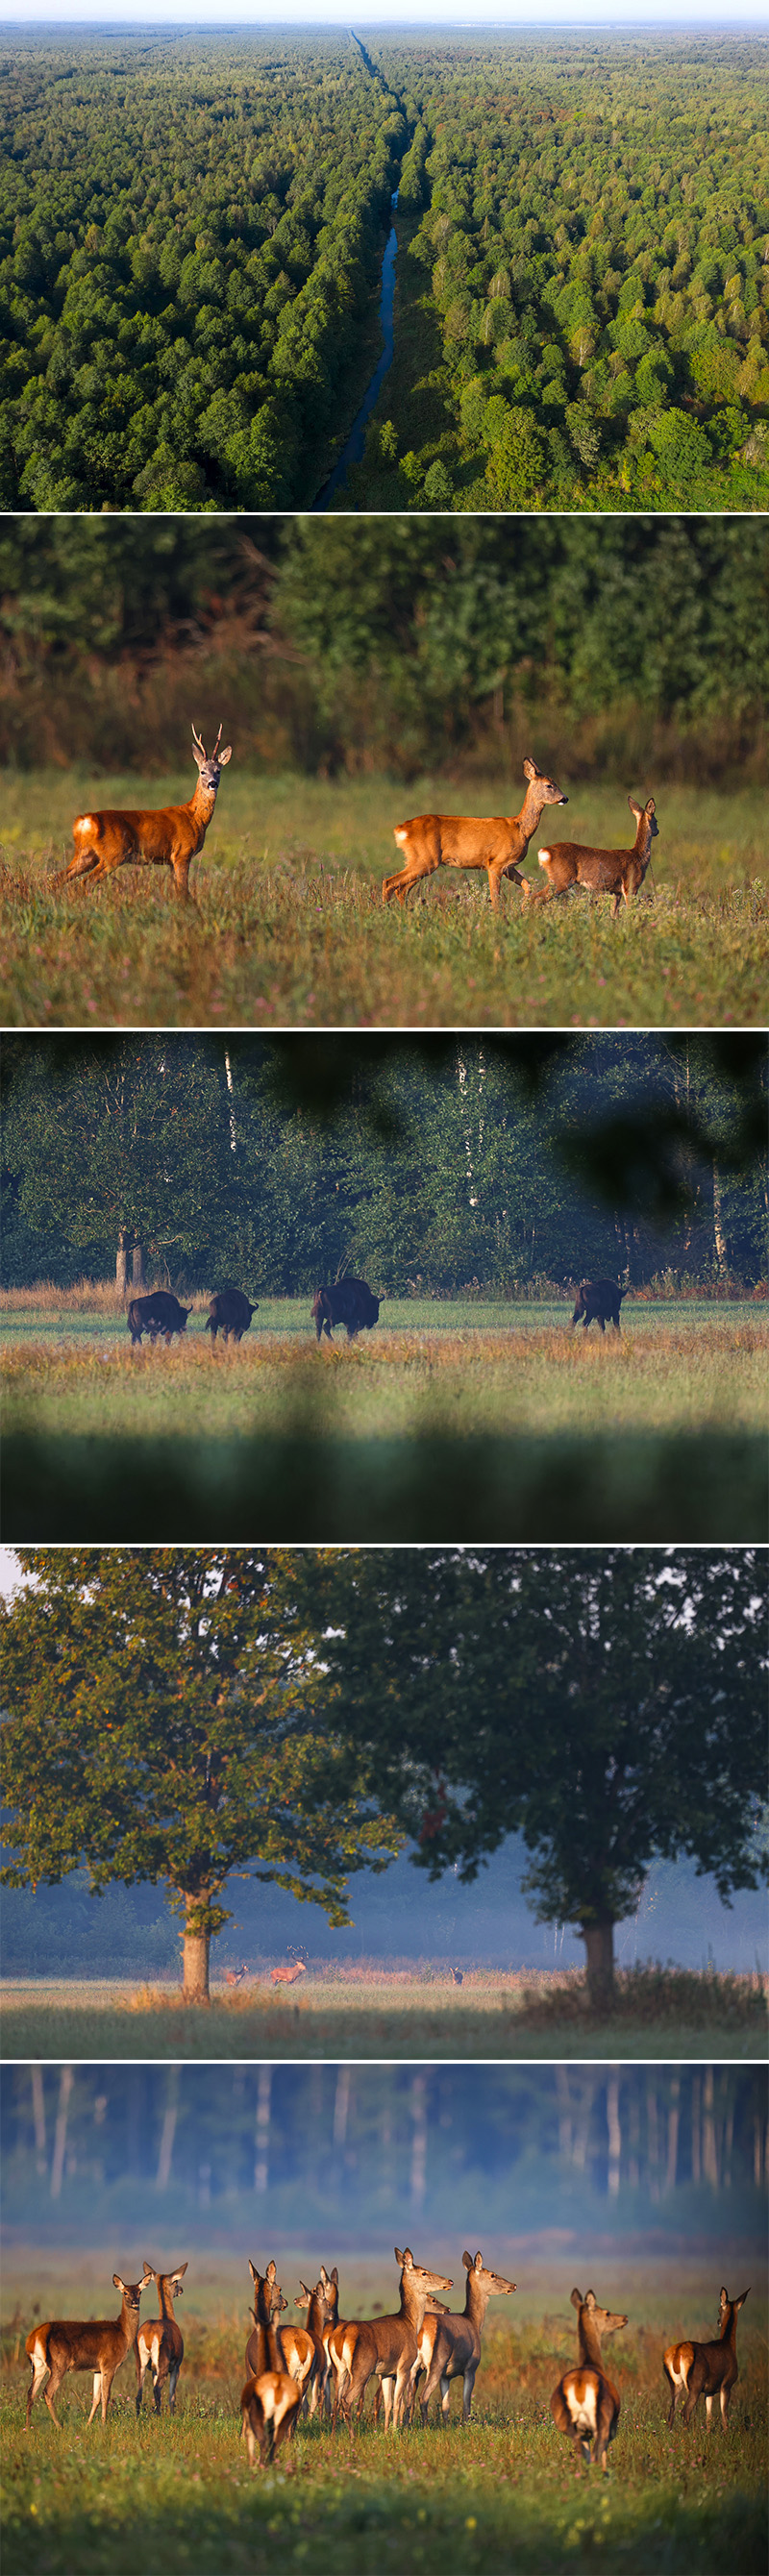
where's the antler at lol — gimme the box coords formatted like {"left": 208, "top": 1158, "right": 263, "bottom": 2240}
{"left": 191, "top": 724, "right": 207, "bottom": 766}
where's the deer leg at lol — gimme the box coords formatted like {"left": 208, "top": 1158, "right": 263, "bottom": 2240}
{"left": 487, "top": 858, "right": 521, "bottom": 908}
{"left": 705, "top": 2394, "right": 714, "bottom": 2426}
{"left": 462, "top": 2364, "right": 476, "bottom": 2421}
{"left": 26, "top": 2354, "right": 51, "bottom": 2426}
{"left": 59, "top": 844, "right": 101, "bottom": 883}
{"left": 382, "top": 853, "right": 439, "bottom": 904}
{"left": 720, "top": 2387, "right": 731, "bottom": 2431}
{"left": 87, "top": 2372, "right": 103, "bottom": 2427}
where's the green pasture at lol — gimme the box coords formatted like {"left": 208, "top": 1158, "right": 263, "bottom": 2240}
{"left": 1, "top": 772, "right": 766, "bottom": 1028}
{"left": 3, "top": 1968, "right": 766, "bottom": 2065}
{"left": 3, "top": 1305, "right": 765, "bottom": 1541}
{"left": 2, "top": 2258, "right": 765, "bottom": 2576}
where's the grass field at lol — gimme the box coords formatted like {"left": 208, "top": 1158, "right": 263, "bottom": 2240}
{"left": 2, "top": 2255, "right": 765, "bottom": 2575}
{"left": 2, "top": 1298, "right": 766, "bottom": 1540}
{"left": 1, "top": 771, "right": 766, "bottom": 1028}
{"left": 3, "top": 1969, "right": 766, "bottom": 2065}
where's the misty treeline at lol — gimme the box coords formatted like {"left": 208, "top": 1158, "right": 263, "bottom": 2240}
{"left": 1, "top": 517, "right": 767, "bottom": 781}
{"left": 2, "top": 1033, "right": 765, "bottom": 1296}
{"left": 2, "top": 2065, "right": 764, "bottom": 2238}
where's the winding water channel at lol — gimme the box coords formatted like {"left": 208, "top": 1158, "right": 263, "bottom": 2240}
{"left": 312, "top": 187, "right": 399, "bottom": 510}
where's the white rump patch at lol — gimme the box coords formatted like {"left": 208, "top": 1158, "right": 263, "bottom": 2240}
{"left": 568, "top": 2385, "right": 598, "bottom": 2436}
{"left": 538, "top": 850, "right": 551, "bottom": 867}
{"left": 393, "top": 829, "right": 408, "bottom": 846}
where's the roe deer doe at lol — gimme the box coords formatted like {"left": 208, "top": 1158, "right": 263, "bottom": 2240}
{"left": 382, "top": 758, "right": 568, "bottom": 909}
{"left": 525, "top": 797, "right": 657, "bottom": 916}
{"left": 26, "top": 2266, "right": 152, "bottom": 2428}
{"left": 663, "top": 2287, "right": 749, "bottom": 2431}
{"left": 551, "top": 2287, "right": 629, "bottom": 2473}
{"left": 57, "top": 725, "right": 232, "bottom": 904}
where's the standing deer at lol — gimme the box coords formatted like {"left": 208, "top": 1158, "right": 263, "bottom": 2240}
{"left": 413, "top": 2249, "right": 516, "bottom": 2423}
{"left": 382, "top": 759, "right": 568, "bottom": 909}
{"left": 57, "top": 725, "right": 232, "bottom": 904}
{"left": 329, "top": 2246, "right": 453, "bottom": 2432}
{"left": 25, "top": 2266, "right": 152, "bottom": 2428}
{"left": 551, "top": 2287, "right": 629, "bottom": 2473}
{"left": 290, "top": 2267, "right": 340, "bottom": 2415}
{"left": 240, "top": 2260, "right": 304, "bottom": 2467}
{"left": 525, "top": 797, "right": 657, "bottom": 915}
{"left": 663, "top": 2287, "right": 749, "bottom": 2431}
{"left": 270, "top": 1949, "right": 308, "bottom": 1989}
{"left": 135, "top": 2261, "right": 187, "bottom": 2416}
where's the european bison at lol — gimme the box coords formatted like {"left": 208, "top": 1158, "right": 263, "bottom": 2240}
{"left": 127, "top": 1292, "right": 191, "bottom": 1346}
{"left": 311, "top": 1278, "right": 381, "bottom": 1342}
{"left": 205, "top": 1289, "right": 258, "bottom": 1343}
{"left": 571, "top": 1279, "right": 628, "bottom": 1332}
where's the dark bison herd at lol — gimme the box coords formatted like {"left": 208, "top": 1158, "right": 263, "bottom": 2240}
{"left": 127, "top": 1277, "right": 630, "bottom": 1346}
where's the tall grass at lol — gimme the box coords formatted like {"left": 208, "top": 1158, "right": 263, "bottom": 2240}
{"left": 1, "top": 774, "right": 766, "bottom": 1028}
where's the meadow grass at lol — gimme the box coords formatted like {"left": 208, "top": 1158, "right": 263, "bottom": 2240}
{"left": 2, "top": 1969, "right": 766, "bottom": 2065}
{"left": 3, "top": 1300, "right": 765, "bottom": 1537}
{"left": 2, "top": 2263, "right": 765, "bottom": 2575}
{"left": 1, "top": 771, "right": 766, "bottom": 1028}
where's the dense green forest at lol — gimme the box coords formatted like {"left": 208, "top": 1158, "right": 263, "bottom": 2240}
{"left": 2, "top": 1034, "right": 766, "bottom": 1294}
{"left": 1, "top": 517, "right": 767, "bottom": 780}
{"left": 0, "top": 33, "right": 767, "bottom": 511}
{"left": 2, "top": 2061, "right": 764, "bottom": 2240}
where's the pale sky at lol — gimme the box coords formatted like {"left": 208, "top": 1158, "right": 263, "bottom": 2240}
{"left": 2, "top": 7, "right": 767, "bottom": 26}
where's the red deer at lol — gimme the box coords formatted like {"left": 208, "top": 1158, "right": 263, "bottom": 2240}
{"left": 551, "top": 2287, "right": 628, "bottom": 2473}
{"left": 287, "top": 2268, "right": 340, "bottom": 2415}
{"left": 382, "top": 758, "right": 568, "bottom": 909}
{"left": 269, "top": 1949, "right": 308, "bottom": 1989}
{"left": 571, "top": 1279, "right": 628, "bottom": 1333}
{"left": 525, "top": 797, "right": 657, "bottom": 916}
{"left": 663, "top": 2287, "right": 749, "bottom": 2431}
{"left": 57, "top": 725, "right": 232, "bottom": 904}
{"left": 135, "top": 2262, "right": 186, "bottom": 2416}
{"left": 311, "top": 1280, "right": 381, "bottom": 1343}
{"left": 206, "top": 1290, "right": 259, "bottom": 1343}
{"left": 329, "top": 2246, "right": 453, "bottom": 2433}
{"left": 127, "top": 1292, "right": 191, "bottom": 1346}
{"left": 225, "top": 1963, "right": 248, "bottom": 1988}
{"left": 25, "top": 2266, "right": 152, "bottom": 2428}
{"left": 241, "top": 2260, "right": 303, "bottom": 2467}
{"left": 414, "top": 2250, "right": 516, "bottom": 2423}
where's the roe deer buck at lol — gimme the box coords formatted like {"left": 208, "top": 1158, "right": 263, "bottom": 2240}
{"left": 525, "top": 796, "right": 657, "bottom": 916}
{"left": 663, "top": 2287, "right": 749, "bottom": 2431}
{"left": 382, "top": 758, "right": 568, "bottom": 909}
{"left": 413, "top": 2250, "right": 516, "bottom": 2423}
{"left": 240, "top": 2260, "right": 304, "bottom": 2467}
{"left": 551, "top": 2287, "right": 629, "bottom": 2473}
{"left": 135, "top": 2262, "right": 187, "bottom": 2416}
{"left": 25, "top": 2266, "right": 152, "bottom": 2428}
{"left": 329, "top": 2246, "right": 453, "bottom": 2432}
{"left": 58, "top": 724, "right": 232, "bottom": 904}
{"left": 269, "top": 1948, "right": 308, "bottom": 1988}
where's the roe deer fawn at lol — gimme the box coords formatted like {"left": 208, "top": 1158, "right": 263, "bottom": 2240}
{"left": 382, "top": 758, "right": 568, "bottom": 909}
{"left": 663, "top": 2287, "right": 749, "bottom": 2431}
{"left": 58, "top": 725, "right": 232, "bottom": 904}
{"left": 26, "top": 2266, "right": 152, "bottom": 2428}
{"left": 135, "top": 2262, "right": 187, "bottom": 2416}
{"left": 526, "top": 797, "right": 657, "bottom": 915}
{"left": 551, "top": 2287, "right": 629, "bottom": 2473}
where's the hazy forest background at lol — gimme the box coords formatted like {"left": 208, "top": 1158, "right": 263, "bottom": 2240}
{"left": 1, "top": 516, "right": 767, "bottom": 784}
{"left": 0, "top": 30, "right": 767, "bottom": 511}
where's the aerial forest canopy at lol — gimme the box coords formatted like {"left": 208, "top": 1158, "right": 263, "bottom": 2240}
{"left": 0, "top": 30, "right": 766, "bottom": 511}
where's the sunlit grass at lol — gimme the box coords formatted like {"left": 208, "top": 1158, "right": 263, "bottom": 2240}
{"left": 1, "top": 773, "right": 766, "bottom": 1028}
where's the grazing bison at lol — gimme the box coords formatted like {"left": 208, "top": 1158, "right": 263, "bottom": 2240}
{"left": 206, "top": 1289, "right": 258, "bottom": 1343}
{"left": 571, "top": 1279, "right": 628, "bottom": 1333}
{"left": 311, "top": 1278, "right": 381, "bottom": 1343}
{"left": 127, "top": 1292, "right": 191, "bottom": 1346}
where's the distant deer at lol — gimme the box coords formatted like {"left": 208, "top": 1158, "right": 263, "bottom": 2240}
{"left": 414, "top": 2249, "right": 516, "bottom": 2423}
{"left": 225, "top": 1963, "right": 248, "bottom": 1989}
{"left": 270, "top": 1948, "right": 308, "bottom": 1989}
{"left": 26, "top": 2266, "right": 152, "bottom": 2428}
{"left": 241, "top": 2259, "right": 303, "bottom": 2468}
{"left": 57, "top": 724, "right": 232, "bottom": 904}
{"left": 551, "top": 2287, "right": 629, "bottom": 2473}
{"left": 450, "top": 1968, "right": 463, "bottom": 1987}
{"left": 329, "top": 2246, "right": 453, "bottom": 2432}
{"left": 382, "top": 759, "right": 568, "bottom": 909}
{"left": 135, "top": 2262, "right": 186, "bottom": 2416}
{"left": 663, "top": 2287, "right": 749, "bottom": 2431}
{"left": 524, "top": 797, "right": 657, "bottom": 916}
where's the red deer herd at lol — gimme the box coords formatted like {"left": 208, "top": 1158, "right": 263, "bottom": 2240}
{"left": 23, "top": 2256, "right": 749, "bottom": 2472}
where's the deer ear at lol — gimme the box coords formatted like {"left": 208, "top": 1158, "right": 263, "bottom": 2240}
{"left": 249, "top": 2260, "right": 258, "bottom": 2284}
{"left": 736, "top": 2291, "right": 750, "bottom": 2308}
{"left": 719, "top": 2287, "right": 729, "bottom": 2304}
{"left": 462, "top": 2251, "right": 473, "bottom": 2271}
{"left": 584, "top": 2291, "right": 597, "bottom": 2312}
{"left": 645, "top": 798, "right": 656, "bottom": 816}
{"left": 475, "top": 2253, "right": 483, "bottom": 2271}
{"left": 218, "top": 745, "right": 233, "bottom": 766}
{"left": 523, "top": 756, "right": 538, "bottom": 781}
{"left": 570, "top": 2288, "right": 583, "bottom": 2310}
{"left": 331, "top": 2267, "right": 338, "bottom": 2285}
{"left": 266, "top": 2261, "right": 276, "bottom": 2282}
{"left": 173, "top": 2264, "right": 188, "bottom": 2281}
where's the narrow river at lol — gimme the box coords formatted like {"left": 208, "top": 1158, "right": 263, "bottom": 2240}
{"left": 312, "top": 187, "right": 399, "bottom": 510}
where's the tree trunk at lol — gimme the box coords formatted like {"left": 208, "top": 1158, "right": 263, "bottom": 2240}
{"left": 582, "top": 1919, "right": 615, "bottom": 2012}
{"left": 132, "top": 1244, "right": 146, "bottom": 1289}
{"left": 183, "top": 1908, "right": 211, "bottom": 2004}
{"left": 116, "top": 1231, "right": 130, "bottom": 1300}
